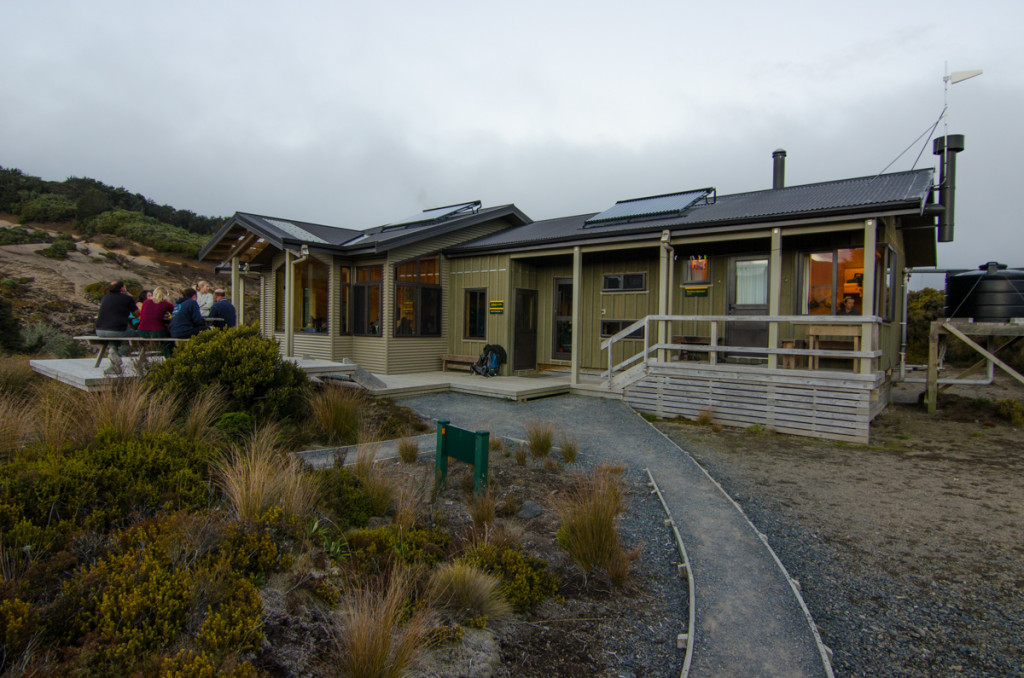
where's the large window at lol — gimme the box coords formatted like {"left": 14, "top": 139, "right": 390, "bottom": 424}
{"left": 465, "top": 288, "right": 487, "bottom": 339}
{"left": 394, "top": 255, "right": 441, "bottom": 337}
{"left": 353, "top": 265, "right": 382, "bottom": 335}
{"left": 337, "top": 265, "right": 350, "bottom": 335}
{"left": 801, "top": 247, "right": 892, "bottom": 318}
{"left": 274, "top": 257, "right": 329, "bottom": 333}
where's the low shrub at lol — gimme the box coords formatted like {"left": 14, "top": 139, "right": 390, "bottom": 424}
{"left": 20, "top": 322, "right": 85, "bottom": 358}
{"left": 86, "top": 208, "right": 208, "bottom": 258}
{"left": 0, "top": 298, "right": 22, "bottom": 352}
{"left": 0, "top": 394, "right": 32, "bottom": 458}
{"left": 37, "top": 235, "right": 77, "bottom": 260}
{"left": 461, "top": 543, "right": 558, "bottom": 613}
{"left": 316, "top": 465, "right": 374, "bottom": 530}
{"left": 525, "top": 421, "right": 554, "bottom": 459}
{"left": 996, "top": 398, "right": 1024, "bottom": 426}
{"left": 215, "top": 410, "right": 254, "bottom": 441}
{"left": 0, "top": 225, "right": 50, "bottom": 246}
{"left": 146, "top": 325, "right": 309, "bottom": 421}
{"left": 347, "top": 525, "right": 449, "bottom": 571}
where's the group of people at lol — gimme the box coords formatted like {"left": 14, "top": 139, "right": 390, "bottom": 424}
{"left": 94, "top": 279, "right": 237, "bottom": 370}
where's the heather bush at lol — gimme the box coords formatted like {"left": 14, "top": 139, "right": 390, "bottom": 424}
{"left": 462, "top": 543, "right": 558, "bottom": 613}
{"left": 146, "top": 325, "right": 309, "bottom": 421}
{"left": 0, "top": 298, "right": 22, "bottom": 353}
{"left": 316, "top": 465, "right": 374, "bottom": 531}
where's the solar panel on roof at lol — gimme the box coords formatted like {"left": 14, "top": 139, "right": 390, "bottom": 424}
{"left": 265, "top": 218, "right": 327, "bottom": 243}
{"left": 585, "top": 188, "right": 714, "bottom": 226}
{"left": 387, "top": 201, "right": 481, "bottom": 228}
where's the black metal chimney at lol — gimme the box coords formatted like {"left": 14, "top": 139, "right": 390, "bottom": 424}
{"left": 772, "top": 149, "right": 786, "bottom": 189}
{"left": 932, "top": 134, "right": 965, "bottom": 243}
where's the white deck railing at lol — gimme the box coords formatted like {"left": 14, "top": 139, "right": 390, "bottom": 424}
{"left": 601, "top": 314, "right": 883, "bottom": 385}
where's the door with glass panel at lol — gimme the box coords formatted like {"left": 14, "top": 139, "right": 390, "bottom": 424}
{"left": 726, "top": 256, "right": 769, "bottom": 354}
{"left": 552, "top": 278, "right": 572, "bottom": 361}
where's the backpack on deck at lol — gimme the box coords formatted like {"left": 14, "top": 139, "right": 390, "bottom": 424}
{"left": 472, "top": 344, "right": 507, "bottom": 377}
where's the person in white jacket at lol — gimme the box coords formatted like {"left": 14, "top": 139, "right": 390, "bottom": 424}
{"left": 195, "top": 280, "right": 214, "bottom": 317}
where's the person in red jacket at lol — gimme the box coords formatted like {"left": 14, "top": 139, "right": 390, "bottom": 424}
{"left": 138, "top": 286, "right": 175, "bottom": 357}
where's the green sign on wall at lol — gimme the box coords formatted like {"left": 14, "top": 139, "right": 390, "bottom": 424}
{"left": 489, "top": 300, "right": 504, "bottom": 314}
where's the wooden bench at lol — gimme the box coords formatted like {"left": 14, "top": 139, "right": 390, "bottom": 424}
{"left": 75, "top": 336, "right": 186, "bottom": 368}
{"left": 440, "top": 353, "right": 478, "bottom": 372}
{"left": 671, "top": 335, "right": 715, "bottom": 361}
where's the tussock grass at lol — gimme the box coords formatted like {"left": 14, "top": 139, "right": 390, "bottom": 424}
{"left": 0, "top": 394, "right": 32, "bottom": 458}
{"left": 467, "top": 489, "right": 496, "bottom": 527}
{"left": 696, "top": 409, "right": 714, "bottom": 426}
{"left": 352, "top": 444, "right": 395, "bottom": 516}
{"left": 428, "top": 561, "right": 511, "bottom": 622}
{"left": 488, "top": 437, "right": 504, "bottom": 454}
{"left": 309, "top": 385, "right": 364, "bottom": 445}
{"left": 555, "top": 464, "right": 636, "bottom": 586}
{"left": 182, "top": 385, "right": 227, "bottom": 444}
{"left": 513, "top": 446, "right": 527, "bottom": 466}
{"left": 397, "top": 437, "right": 419, "bottom": 464}
{"left": 214, "top": 423, "right": 321, "bottom": 521}
{"left": 334, "top": 569, "right": 432, "bottom": 678}
{"left": 31, "top": 380, "right": 87, "bottom": 449}
{"left": 558, "top": 435, "right": 579, "bottom": 464}
{"left": 87, "top": 379, "right": 178, "bottom": 439}
{"left": 542, "top": 456, "right": 560, "bottom": 473}
{"left": 525, "top": 421, "right": 554, "bottom": 459}
{"left": 0, "top": 355, "right": 37, "bottom": 398}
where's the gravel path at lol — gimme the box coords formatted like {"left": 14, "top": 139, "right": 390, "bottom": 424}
{"left": 397, "top": 392, "right": 831, "bottom": 677}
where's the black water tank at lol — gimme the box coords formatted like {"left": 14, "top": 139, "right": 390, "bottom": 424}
{"left": 945, "top": 262, "right": 1024, "bottom": 321}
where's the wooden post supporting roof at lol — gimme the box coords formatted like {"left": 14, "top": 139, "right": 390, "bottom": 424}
{"left": 861, "top": 219, "right": 877, "bottom": 374}
{"left": 231, "top": 255, "right": 242, "bottom": 326}
{"left": 284, "top": 250, "right": 294, "bottom": 357}
{"left": 658, "top": 231, "right": 670, "bottom": 364}
{"left": 571, "top": 246, "right": 581, "bottom": 386}
{"left": 767, "top": 227, "right": 782, "bottom": 369}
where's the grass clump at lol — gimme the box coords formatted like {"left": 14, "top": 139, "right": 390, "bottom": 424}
{"left": 309, "top": 385, "right": 364, "bottom": 445}
{"left": 468, "top": 489, "right": 496, "bottom": 527}
{"left": 525, "top": 421, "right": 554, "bottom": 459}
{"left": 555, "top": 464, "right": 636, "bottom": 587}
{"left": 513, "top": 446, "right": 527, "bottom": 466}
{"left": 0, "top": 355, "right": 37, "bottom": 396}
{"left": 213, "top": 424, "right": 321, "bottom": 522}
{"left": 352, "top": 445, "right": 395, "bottom": 516}
{"left": 0, "top": 393, "right": 32, "bottom": 458}
{"left": 696, "top": 409, "right": 714, "bottom": 426}
{"left": 397, "top": 437, "right": 420, "bottom": 464}
{"left": 428, "top": 561, "right": 511, "bottom": 623}
{"left": 558, "top": 435, "right": 579, "bottom": 464}
{"left": 334, "top": 569, "right": 432, "bottom": 678}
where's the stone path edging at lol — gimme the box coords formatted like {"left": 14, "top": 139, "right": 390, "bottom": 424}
{"left": 646, "top": 468, "right": 696, "bottom": 678}
{"left": 641, "top": 416, "right": 836, "bottom": 677}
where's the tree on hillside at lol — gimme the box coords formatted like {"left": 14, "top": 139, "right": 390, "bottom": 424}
{"left": 0, "top": 296, "right": 22, "bottom": 352}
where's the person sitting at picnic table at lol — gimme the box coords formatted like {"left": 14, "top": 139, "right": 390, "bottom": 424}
{"left": 168, "top": 287, "right": 209, "bottom": 339}
{"left": 195, "top": 280, "right": 214, "bottom": 317}
{"left": 95, "top": 280, "right": 138, "bottom": 372}
{"left": 132, "top": 289, "right": 151, "bottom": 328}
{"left": 138, "top": 286, "right": 176, "bottom": 356}
{"left": 207, "top": 288, "right": 237, "bottom": 328}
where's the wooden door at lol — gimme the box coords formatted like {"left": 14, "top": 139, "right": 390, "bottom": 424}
{"left": 513, "top": 289, "right": 538, "bottom": 370}
{"left": 726, "top": 256, "right": 769, "bottom": 353}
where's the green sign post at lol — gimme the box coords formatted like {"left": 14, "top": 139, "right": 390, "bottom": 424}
{"left": 435, "top": 419, "right": 489, "bottom": 495}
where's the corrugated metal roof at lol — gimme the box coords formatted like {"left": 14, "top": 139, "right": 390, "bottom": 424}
{"left": 264, "top": 218, "right": 328, "bottom": 244}
{"left": 449, "top": 169, "right": 934, "bottom": 254}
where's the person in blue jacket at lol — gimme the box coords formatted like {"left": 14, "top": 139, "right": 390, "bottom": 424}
{"left": 168, "top": 287, "right": 208, "bottom": 339}
{"left": 207, "top": 288, "right": 237, "bottom": 328}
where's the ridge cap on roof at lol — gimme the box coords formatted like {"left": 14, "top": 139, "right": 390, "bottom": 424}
{"left": 716, "top": 168, "right": 932, "bottom": 200}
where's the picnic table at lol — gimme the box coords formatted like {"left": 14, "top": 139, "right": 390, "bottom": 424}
{"left": 74, "top": 335, "right": 186, "bottom": 368}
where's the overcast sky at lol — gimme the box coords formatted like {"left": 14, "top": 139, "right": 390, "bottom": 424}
{"left": 2, "top": 0, "right": 1020, "bottom": 274}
